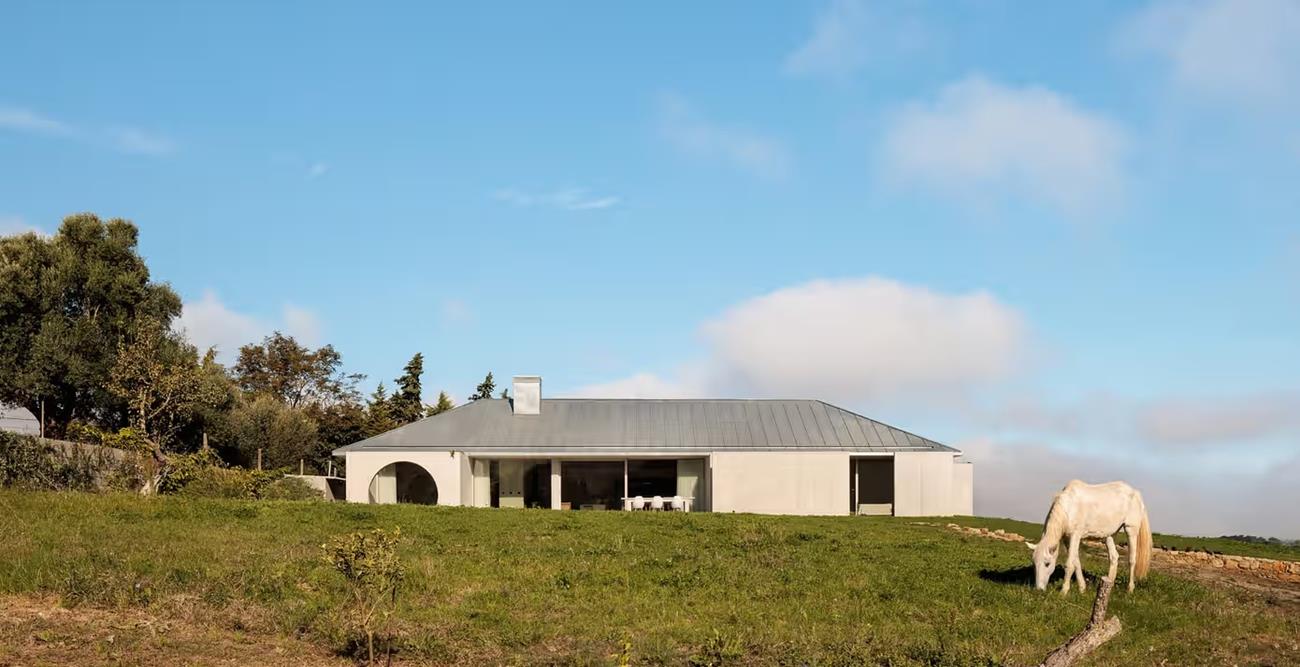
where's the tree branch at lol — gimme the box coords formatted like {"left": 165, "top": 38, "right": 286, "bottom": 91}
{"left": 1037, "top": 576, "right": 1122, "bottom": 667}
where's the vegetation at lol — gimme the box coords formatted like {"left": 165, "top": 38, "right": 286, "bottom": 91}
{"left": 2, "top": 491, "right": 1296, "bottom": 666}
{"left": 322, "top": 528, "right": 406, "bottom": 664}
{"left": 0, "top": 214, "right": 464, "bottom": 479}
{"left": 468, "top": 372, "right": 496, "bottom": 401}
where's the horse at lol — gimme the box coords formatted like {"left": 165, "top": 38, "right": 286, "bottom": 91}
{"left": 1026, "top": 480, "right": 1152, "bottom": 593}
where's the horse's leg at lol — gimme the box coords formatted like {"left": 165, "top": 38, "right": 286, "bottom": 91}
{"left": 1073, "top": 535, "right": 1087, "bottom": 592}
{"left": 1105, "top": 536, "right": 1119, "bottom": 582}
{"left": 1124, "top": 524, "right": 1137, "bottom": 592}
{"left": 1062, "top": 534, "right": 1081, "bottom": 594}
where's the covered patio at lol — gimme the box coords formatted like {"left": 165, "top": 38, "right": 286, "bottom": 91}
{"left": 470, "top": 456, "right": 707, "bottom": 511}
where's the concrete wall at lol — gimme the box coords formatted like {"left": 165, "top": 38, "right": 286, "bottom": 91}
{"left": 710, "top": 451, "right": 850, "bottom": 515}
{"left": 344, "top": 450, "right": 464, "bottom": 505}
{"left": 893, "top": 452, "right": 965, "bottom": 517}
{"left": 950, "top": 461, "right": 974, "bottom": 516}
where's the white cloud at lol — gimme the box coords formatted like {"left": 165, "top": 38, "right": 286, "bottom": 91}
{"left": 881, "top": 76, "right": 1126, "bottom": 214}
{"left": 572, "top": 276, "right": 1028, "bottom": 405}
{"left": 565, "top": 372, "right": 704, "bottom": 399}
{"left": 307, "top": 162, "right": 330, "bottom": 179}
{"left": 1120, "top": 0, "right": 1300, "bottom": 108}
{"left": 0, "top": 107, "right": 70, "bottom": 135}
{"left": 963, "top": 437, "right": 1300, "bottom": 539}
{"left": 109, "top": 127, "right": 175, "bottom": 156}
{"left": 0, "top": 215, "right": 46, "bottom": 237}
{"left": 493, "top": 187, "right": 621, "bottom": 211}
{"left": 175, "top": 290, "right": 324, "bottom": 364}
{"left": 0, "top": 106, "right": 176, "bottom": 156}
{"left": 657, "top": 93, "right": 791, "bottom": 181}
{"left": 783, "top": 0, "right": 930, "bottom": 80}
{"left": 1134, "top": 392, "right": 1300, "bottom": 447}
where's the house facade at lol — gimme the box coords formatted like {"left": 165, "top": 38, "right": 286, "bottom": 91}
{"left": 334, "top": 376, "right": 973, "bottom": 517}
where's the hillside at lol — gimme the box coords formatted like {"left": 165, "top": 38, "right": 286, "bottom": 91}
{"left": 2, "top": 491, "right": 1297, "bottom": 666}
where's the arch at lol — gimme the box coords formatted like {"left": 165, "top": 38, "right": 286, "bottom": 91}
{"left": 367, "top": 461, "right": 439, "bottom": 505}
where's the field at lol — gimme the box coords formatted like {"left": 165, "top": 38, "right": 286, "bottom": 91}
{"left": 2, "top": 491, "right": 1298, "bottom": 666}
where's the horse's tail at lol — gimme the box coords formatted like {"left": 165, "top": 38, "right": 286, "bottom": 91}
{"left": 1134, "top": 493, "right": 1152, "bottom": 580}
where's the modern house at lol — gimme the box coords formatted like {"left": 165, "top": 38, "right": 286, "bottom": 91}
{"left": 334, "top": 376, "right": 972, "bottom": 516}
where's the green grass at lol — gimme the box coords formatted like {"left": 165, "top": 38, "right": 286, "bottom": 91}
{"left": 1, "top": 490, "right": 1297, "bottom": 666}
{"left": 942, "top": 515, "right": 1300, "bottom": 562}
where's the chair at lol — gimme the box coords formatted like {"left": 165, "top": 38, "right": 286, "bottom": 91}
{"left": 632, "top": 495, "right": 645, "bottom": 511}
{"left": 650, "top": 495, "right": 664, "bottom": 511}
{"left": 670, "top": 496, "right": 685, "bottom": 512}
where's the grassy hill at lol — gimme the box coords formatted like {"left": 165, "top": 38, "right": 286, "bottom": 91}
{"left": 2, "top": 490, "right": 1297, "bottom": 666}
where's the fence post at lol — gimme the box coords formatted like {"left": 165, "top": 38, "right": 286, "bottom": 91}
{"left": 257, "top": 448, "right": 263, "bottom": 471}
{"left": 39, "top": 399, "right": 45, "bottom": 439}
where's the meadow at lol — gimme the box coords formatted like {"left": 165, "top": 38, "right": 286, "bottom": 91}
{"left": 2, "top": 490, "right": 1297, "bottom": 666}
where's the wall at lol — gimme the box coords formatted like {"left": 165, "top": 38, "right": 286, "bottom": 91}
{"left": 893, "top": 452, "right": 957, "bottom": 517}
{"left": 950, "top": 461, "right": 973, "bottom": 516}
{"left": 344, "top": 450, "right": 464, "bottom": 505}
{"left": 710, "top": 451, "right": 850, "bottom": 516}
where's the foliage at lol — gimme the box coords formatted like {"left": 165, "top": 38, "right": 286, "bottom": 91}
{"left": 0, "top": 432, "right": 145, "bottom": 492}
{"left": 425, "top": 391, "right": 454, "bottom": 417}
{"left": 303, "top": 400, "right": 367, "bottom": 468}
{"left": 362, "top": 383, "right": 397, "bottom": 437}
{"left": 179, "top": 465, "right": 255, "bottom": 499}
{"left": 322, "top": 528, "right": 405, "bottom": 665}
{"left": 261, "top": 476, "right": 322, "bottom": 501}
{"left": 388, "top": 353, "right": 425, "bottom": 425}
{"left": 689, "top": 629, "right": 745, "bottom": 667}
{"left": 224, "top": 395, "right": 319, "bottom": 470}
{"left": 468, "top": 371, "right": 496, "bottom": 401}
{"left": 233, "top": 332, "right": 363, "bottom": 409}
{"left": 108, "top": 320, "right": 230, "bottom": 455}
{"left": 0, "top": 214, "right": 182, "bottom": 437}
{"left": 154, "top": 447, "right": 226, "bottom": 495}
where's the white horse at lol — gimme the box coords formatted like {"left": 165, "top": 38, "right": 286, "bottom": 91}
{"left": 1027, "top": 480, "right": 1152, "bottom": 593}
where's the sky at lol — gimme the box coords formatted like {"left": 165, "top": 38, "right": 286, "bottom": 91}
{"left": 2, "top": 0, "right": 1298, "bottom": 537}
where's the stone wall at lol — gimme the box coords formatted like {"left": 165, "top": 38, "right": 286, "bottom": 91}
{"left": 1154, "top": 548, "right": 1300, "bottom": 583}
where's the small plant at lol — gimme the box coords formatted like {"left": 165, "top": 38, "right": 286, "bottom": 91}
{"left": 322, "top": 528, "right": 406, "bottom": 665}
{"left": 689, "top": 629, "right": 744, "bottom": 667}
{"left": 260, "top": 476, "right": 321, "bottom": 501}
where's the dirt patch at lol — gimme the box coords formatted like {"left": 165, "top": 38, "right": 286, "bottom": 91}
{"left": 0, "top": 594, "right": 347, "bottom": 667}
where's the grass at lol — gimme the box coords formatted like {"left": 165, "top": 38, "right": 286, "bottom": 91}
{"left": 942, "top": 515, "right": 1300, "bottom": 562}
{"left": 1, "top": 490, "right": 1297, "bottom": 666}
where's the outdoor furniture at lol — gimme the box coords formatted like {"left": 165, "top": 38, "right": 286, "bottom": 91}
{"left": 650, "top": 496, "right": 664, "bottom": 511}
{"left": 621, "top": 496, "right": 693, "bottom": 512}
{"left": 631, "top": 495, "right": 646, "bottom": 510}
{"left": 670, "top": 496, "right": 686, "bottom": 511}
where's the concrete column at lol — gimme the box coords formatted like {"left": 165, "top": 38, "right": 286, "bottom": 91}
{"left": 550, "top": 458, "right": 562, "bottom": 509}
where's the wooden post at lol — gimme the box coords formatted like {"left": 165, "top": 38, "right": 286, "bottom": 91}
{"left": 299, "top": 459, "right": 304, "bottom": 475}
{"left": 256, "top": 448, "right": 263, "bottom": 471}
{"left": 39, "top": 400, "right": 45, "bottom": 439}
{"left": 202, "top": 432, "right": 209, "bottom": 451}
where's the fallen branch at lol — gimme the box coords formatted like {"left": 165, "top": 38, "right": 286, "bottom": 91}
{"left": 1037, "top": 576, "right": 1122, "bottom": 667}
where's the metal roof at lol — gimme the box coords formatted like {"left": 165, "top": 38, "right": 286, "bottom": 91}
{"left": 334, "top": 399, "right": 957, "bottom": 455}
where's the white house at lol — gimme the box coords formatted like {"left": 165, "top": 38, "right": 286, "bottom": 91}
{"left": 333, "top": 376, "right": 973, "bottom": 517}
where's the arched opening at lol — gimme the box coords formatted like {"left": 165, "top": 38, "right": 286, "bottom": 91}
{"left": 368, "top": 461, "right": 439, "bottom": 505}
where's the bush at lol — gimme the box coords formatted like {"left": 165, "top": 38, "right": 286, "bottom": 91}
{"left": 0, "top": 432, "right": 143, "bottom": 492}
{"left": 261, "top": 476, "right": 321, "bottom": 501}
{"left": 322, "top": 528, "right": 405, "bottom": 665}
{"left": 179, "top": 466, "right": 254, "bottom": 499}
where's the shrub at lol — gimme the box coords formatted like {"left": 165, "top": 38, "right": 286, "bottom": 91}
{"left": 261, "top": 476, "right": 321, "bottom": 501}
{"left": 179, "top": 466, "right": 253, "bottom": 499}
{"left": 156, "top": 448, "right": 225, "bottom": 495}
{"left": 322, "top": 528, "right": 405, "bottom": 665}
{"left": 0, "top": 432, "right": 142, "bottom": 492}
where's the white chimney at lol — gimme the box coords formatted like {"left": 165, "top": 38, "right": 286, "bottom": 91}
{"left": 512, "top": 375, "right": 541, "bottom": 415}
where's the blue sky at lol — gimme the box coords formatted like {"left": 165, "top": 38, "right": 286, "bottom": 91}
{"left": 3, "top": 1, "right": 1298, "bottom": 536}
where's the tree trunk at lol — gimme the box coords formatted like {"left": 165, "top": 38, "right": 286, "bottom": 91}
{"left": 1037, "top": 576, "right": 1122, "bottom": 667}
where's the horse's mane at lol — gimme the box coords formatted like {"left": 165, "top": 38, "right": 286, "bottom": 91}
{"left": 1040, "top": 493, "right": 1067, "bottom": 544}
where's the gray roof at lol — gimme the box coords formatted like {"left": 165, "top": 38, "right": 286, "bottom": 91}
{"left": 1, "top": 404, "right": 40, "bottom": 437}
{"left": 335, "top": 399, "right": 957, "bottom": 455}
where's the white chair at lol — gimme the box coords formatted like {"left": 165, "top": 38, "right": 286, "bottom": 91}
{"left": 671, "top": 496, "right": 685, "bottom": 512}
{"left": 650, "top": 495, "right": 664, "bottom": 511}
{"left": 631, "top": 496, "right": 645, "bottom": 511}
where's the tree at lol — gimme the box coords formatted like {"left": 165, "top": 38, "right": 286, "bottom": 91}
{"left": 469, "top": 372, "right": 496, "bottom": 401}
{"left": 388, "top": 353, "right": 424, "bottom": 425}
{"left": 305, "top": 400, "right": 367, "bottom": 466}
{"left": 363, "top": 383, "right": 398, "bottom": 437}
{"left": 0, "top": 214, "right": 182, "bottom": 436}
{"left": 225, "top": 395, "right": 319, "bottom": 470}
{"left": 498, "top": 388, "right": 510, "bottom": 400}
{"left": 425, "top": 391, "right": 454, "bottom": 417}
{"left": 107, "top": 320, "right": 228, "bottom": 468}
{"left": 233, "top": 332, "right": 363, "bottom": 409}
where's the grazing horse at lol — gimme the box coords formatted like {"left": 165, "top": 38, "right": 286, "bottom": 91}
{"left": 1027, "top": 480, "right": 1152, "bottom": 593}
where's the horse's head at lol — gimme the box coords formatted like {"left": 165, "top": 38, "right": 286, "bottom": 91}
{"left": 1025, "top": 541, "right": 1059, "bottom": 590}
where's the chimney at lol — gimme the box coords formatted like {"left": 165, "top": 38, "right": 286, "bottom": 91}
{"left": 512, "top": 375, "right": 541, "bottom": 415}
